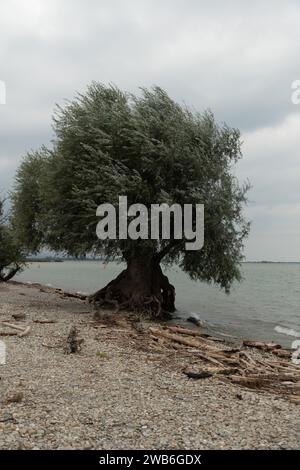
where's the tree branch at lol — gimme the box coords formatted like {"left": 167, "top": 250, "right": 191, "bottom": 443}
{"left": 155, "top": 239, "right": 185, "bottom": 263}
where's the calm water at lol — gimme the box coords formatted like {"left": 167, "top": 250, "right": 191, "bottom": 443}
{"left": 15, "top": 261, "right": 300, "bottom": 347}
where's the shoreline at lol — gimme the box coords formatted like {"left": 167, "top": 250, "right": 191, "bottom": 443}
{"left": 0, "top": 281, "right": 299, "bottom": 449}
{"left": 15, "top": 261, "right": 299, "bottom": 348}
{"left": 10, "top": 278, "right": 294, "bottom": 348}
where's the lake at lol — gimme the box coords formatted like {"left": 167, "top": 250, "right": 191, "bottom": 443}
{"left": 15, "top": 261, "right": 300, "bottom": 347}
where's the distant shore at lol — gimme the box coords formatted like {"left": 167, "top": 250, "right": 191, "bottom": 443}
{"left": 0, "top": 281, "right": 299, "bottom": 450}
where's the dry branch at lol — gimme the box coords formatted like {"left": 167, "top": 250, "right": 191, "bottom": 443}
{"left": 0, "top": 321, "right": 31, "bottom": 337}
{"left": 148, "top": 326, "right": 300, "bottom": 398}
{"left": 167, "top": 326, "right": 203, "bottom": 337}
{"left": 243, "top": 339, "right": 281, "bottom": 352}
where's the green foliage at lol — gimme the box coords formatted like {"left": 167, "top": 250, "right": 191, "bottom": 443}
{"left": 96, "top": 351, "right": 109, "bottom": 359}
{"left": 11, "top": 83, "right": 250, "bottom": 291}
{"left": 0, "top": 199, "right": 25, "bottom": 281}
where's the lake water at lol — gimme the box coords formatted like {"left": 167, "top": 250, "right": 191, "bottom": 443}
{"left": 15, "top": 261, "right": 300, "bottom": 347}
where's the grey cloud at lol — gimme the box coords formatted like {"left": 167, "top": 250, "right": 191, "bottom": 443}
{"left": 1, "top": 0, "right": 300, "bottom": 259}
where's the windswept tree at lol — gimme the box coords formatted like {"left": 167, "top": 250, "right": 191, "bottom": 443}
{"left": 0, "top": 198, "right": 25, "bottom": 282}
{"left": 12, "top": 84, "right": 250, "bottom": 315}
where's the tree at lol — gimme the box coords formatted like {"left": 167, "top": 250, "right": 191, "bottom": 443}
{"left": 0, "top": 198, "right": 25, "bottom": 282}
{"left": 11, "top": 84, "right": 250, "bottom": 315}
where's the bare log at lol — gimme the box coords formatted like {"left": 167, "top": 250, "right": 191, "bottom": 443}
{"left": 167, "top": 326, "right": 203, "bottom": 337}
{"left": 18, "top": 325, "right": 31, "bottom": 337}
{"left": 243, "top": 339, "right": 281, "bottom": 351}
{"left": 0, "top": 321, "right": 31, "bottom": 337}
{"left": 1, "top": 321, "right": 27, "bottom": 332}
{"left": 289, "top": 396, "right": 300, "bottom": 404}
{"left": 150, "top": 327, "right": 206, "bottom": 349}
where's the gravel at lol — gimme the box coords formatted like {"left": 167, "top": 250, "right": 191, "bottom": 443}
{"left": 0, "top": 282, "right": 299, "bottom": 450}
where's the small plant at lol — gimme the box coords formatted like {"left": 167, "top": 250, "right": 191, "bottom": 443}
{"left": 96, "top": 351, "right": 109, "bottom": 359}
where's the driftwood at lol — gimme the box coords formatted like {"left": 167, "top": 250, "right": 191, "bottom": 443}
{"left": 149, "top": 325, "right": 300, "bottom": 400}
{"left": 1, "top": 322, "right": 26, "bottom": 332}
{"left": 289, "top": 396, "right": 300, "bottom": 404}
{"left": 0, "top": 322, "right": 31, "bottom": 337}
{"left": 272, "top": 349, "right": 292, "bottom": 359}
{"left": 243, "top": 339, "right": 281, "bottom": 351}
{"left": 150, "top": 327, "right": 235, "bottom": 356}
{"left": 167, "top": 326, "right": 203, "bottom": 337}
{"left": 184, "top": 366, "right": 239, "bottom": 380}
{"left": 150, "top": 327, "right": 206, "bottom": 349}
{"left": 18, "top": 326, "right": 31, "bottom": 337}
{"left": 58, "top": 291, "right": 87, "bottom": 301}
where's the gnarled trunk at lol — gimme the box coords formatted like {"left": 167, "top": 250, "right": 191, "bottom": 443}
{"left": 0, "top": 264, "right": 21, "bottom": 282}
{"left": 89, "top": 258, "right": 175, "bottom": 317}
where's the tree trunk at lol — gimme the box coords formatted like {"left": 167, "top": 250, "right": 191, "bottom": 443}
{"left": 89, "top": 258, "right": 175, "bottom": 317}
{"left": 0, "top": 264, "right": 21, "bottom": 282}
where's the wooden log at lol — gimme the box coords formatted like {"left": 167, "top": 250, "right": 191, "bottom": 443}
{"left": 151, "top": 328, "right": 232, "bottom": 354}
{"left": 18, "top": 325, "right": 31, "bottom": 337}
{"left": 239, "top": 351, "right": 258, "bottom": 365}
{"left": 149, "top": 327, "right": 204, "bottom": 349}
{"left": 60, "top": 291, "right": 87, "bottom": 300}
{"left": 0, "top": 322, "right": 31, "bottom": 337}
{"left": 230, "top": 375, "right": 273, "bottom": 389}
{"left": 167, "top": 327, "right": 240, "bottom": 354}
{"left": 273, "top": 349, "right": 292, "bottom": 359}
{"left": 289, "top": 396, "right": 300, "bottom": 404}
{"left": 193, "top": 351, "right": 225, "bottom": 367}
{"left": 166, "top": 326, "right": 203, "bottom": 337}
{"left": 149, "top": 328, "right": 236, "bottom": 367}
{"left": 243, "top": 339, "right": 281, "bottom": 351}
{"left": 1, "top": 321, "right": 27, "bottom": 332}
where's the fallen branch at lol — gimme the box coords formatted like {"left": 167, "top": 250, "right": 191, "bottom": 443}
{"left": 167, "top": 326, "right": 203, "bottom": 337}
{"left": 1, "top": 321, "right": 26, "bottom": 332}
{"left": 150, "top": 327, "right": 206, "bottom": 349}
{"left": 18, "top": 325, "right": 31, "bottom": 337}
{"left": 243, "top": 339, "right": 281, "bottom": 352}
{"left": 59, "top": 291, "right": 87, "bottom": 301}
{"left": 148, "top": 326, "right": 300, "bottom": 398}
{"left": 0, "top": 321, "right": 31, "bottom": 337}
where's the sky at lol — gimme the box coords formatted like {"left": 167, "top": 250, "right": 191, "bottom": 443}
{"left": 0, "top": 0, "right": 300, "bottom": 261}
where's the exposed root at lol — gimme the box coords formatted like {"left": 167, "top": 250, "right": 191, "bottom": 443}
{"left": 89, "top": 262, "right": 175, "bottom": 318}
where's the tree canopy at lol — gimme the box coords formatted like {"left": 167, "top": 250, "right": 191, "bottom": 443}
{"left": 11, "top": 84, "right": 250, "bottom": 314}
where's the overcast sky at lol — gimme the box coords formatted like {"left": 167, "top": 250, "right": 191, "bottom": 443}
{"left": 1, "top": 0, "right": 300, "bottom": 261}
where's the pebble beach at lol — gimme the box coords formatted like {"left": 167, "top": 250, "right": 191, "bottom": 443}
{"left": 0, "top": 282, "right": 299, "bottom": 450}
